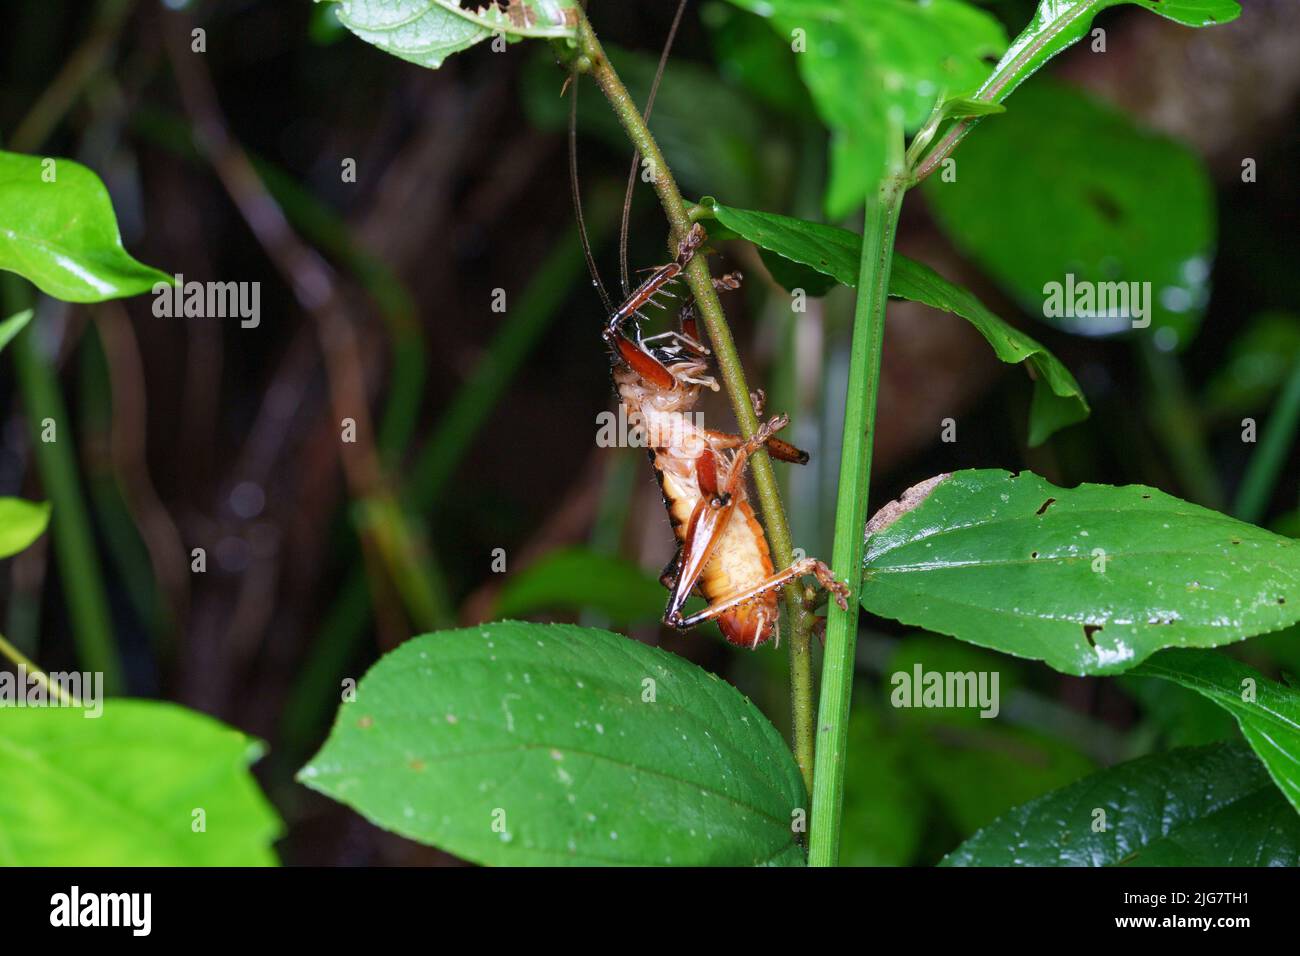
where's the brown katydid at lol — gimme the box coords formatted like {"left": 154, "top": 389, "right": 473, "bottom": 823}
{"left": 597, "top": 223, "right": 849, "bottom": 648}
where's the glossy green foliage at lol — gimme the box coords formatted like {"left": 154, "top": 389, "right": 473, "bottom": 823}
{"left": 328, "top": 0, "right": 578, "bottom": 68}
{"left": 724, "top": 0, "right": 1006, "bottom": 216}
{"left": 701, "top": 2, "right": 809, "bottom": 119}
{"left": 1136, "top": 649, "right": 1300, "bottom": 813}
{"left": 0, "top": 497, "right": 50, "bottom": 559}
{"left": 0, "top": 151, "right": 170, "bottom": 302}
{"left": 300, "top": 623, "right": 807, "bottom": 865}
{"left": 944, "top": 742, "right": 1297, "bottom": 866}
{"left": 0, "top": 701, "right": 280, "bottom": 865}
{"left": 861, "top": 470, "right": 1300, "bottom": 675}
{"left": 923, "top": 81, "right": 1215, "bottom": 348}
{"left": 706, "top": 202, "right": 1087, "bottom": 443}
{"left": 977, "top": 0, "right": 1241, "bottom": 108}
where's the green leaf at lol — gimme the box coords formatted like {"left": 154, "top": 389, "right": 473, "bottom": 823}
{"left": 493, "top": 547, "right": 667, "bottom": 627}
{"left": 701, "top": 2, "right": 810, "bottom": 119}
{"left": 943, "top": 742, "right": 1298, "bottom": 866}
{"left": 0, "top": 700, "right": 280, "bottom": 865}
{"left": 0, "top": 151, "right": 171, "bottom": 302}
{"left": 891, "top": 256, "right": 1089, "bottom": 445}
{"left": 1135, "top": 649, "right": 1300, "bottom": 814}
{"left": 756, "top": 247, "right": 838, "bottom": 298}
{"left": 329, "top": 0, "right": 578, "bottom": 69}
{"left": 0, "top": 497, "right": 51, "bottom": 559}
{"left": 923, "top": 80, "right": 1216, "bottom": 348}
{"left": 707, "top": 202, "right": 1088, "bottom": 443}
{"left": 0, "top": 308, "right": 32, "bottom": 353}
{"left": 861, "top": 469, "right": 1300, "bottom": 676}
{"left": 709, "top": 201, "right": 858, "bottom": 287}
{"left": 299, "top": 622, "right": 807, "bottom": 865}
{"left": 936, "top": 97, "right": 1006, "bottom": 121}
{"left": 974, "top": 0, "right": 1240, "bottom": 112}
{"left": 724, "top": 0, "right": 1006, "bottom": 217}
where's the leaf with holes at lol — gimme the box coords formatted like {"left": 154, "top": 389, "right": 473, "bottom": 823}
{"left": 299, "top": 622, "right": 807, "bottom": 865}
{"left": 707, "top": 202, "right": 1088, "bottom": 444}
{"left": 0, "top": 151, "right": 171, "bottom": 302}
{"left": 923, "top": 80, "right": 1215, "bottom": 348}
{"left": 0, "top": 701, "right": 280, "bottom": 865}
{"left": 0, "top": 497, "right": 51, "bottom": 559}
{"left": 943, "top": 741, "right": 1299, "bottom": 866}
{"left": 329, "top": 0, "right": 579, "bottom": 69}
{"left": 1135, "top": 649, "right": 1300, "bottom": 814}
{"left": 861, "top": 470, "right": 1300, "bottom": 676}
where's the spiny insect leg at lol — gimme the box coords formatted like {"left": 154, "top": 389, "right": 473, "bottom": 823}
{"left": 662, "top": 416, "right": 788, "bottom": 630}
{"left": 670, "top": 557, "right": 850, "bottom": 631}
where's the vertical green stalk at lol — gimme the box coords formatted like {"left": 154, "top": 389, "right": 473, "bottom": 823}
{"left": 570, "top": 13, "right": 819, "bottom": 792}
{"left": 808, "top": 161, "right": 905, "bottom": 867}
{"left": 1233, "top": 356, "right": 1300, "bottom": 524}
{"left": 3, "top": 282, "right": 123, "bottom": 692}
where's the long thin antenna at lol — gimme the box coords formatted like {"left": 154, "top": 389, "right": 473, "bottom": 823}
{"left": 619, "top": 0, "right": 690, "bottom": 297}
{"left": 569, "top": 76, "right": 613, "bottom": 314}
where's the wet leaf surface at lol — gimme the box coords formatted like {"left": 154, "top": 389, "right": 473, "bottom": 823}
{"left": 300, "top": 622, "right": 807, "bottom": 865}
{"left": 1136, "top": 649, "right": 1300, "bottom": 813}
{"left": 0, "top": 151, "right": 170, "bottom": 302}
{"left": 944, "top": 741, "right": 1298, "bottom": 866}
{"left": 862, "top": 470, "right": 1300, "bottom": 675}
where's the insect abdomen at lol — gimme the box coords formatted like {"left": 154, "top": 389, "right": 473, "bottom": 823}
{"left": 702, "top": 500, "right": 778, "bottom": 647}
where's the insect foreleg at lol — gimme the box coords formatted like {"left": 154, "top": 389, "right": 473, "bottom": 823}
{"left": 663, "top": 496, "right": 735, "bottom": 627}
{"left": 605, "top": 223, "right": 708, "bottom": 341}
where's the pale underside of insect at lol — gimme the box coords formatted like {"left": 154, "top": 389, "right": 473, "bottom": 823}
{"left": 605, "top": 224, "right": 850, "bottom": 648}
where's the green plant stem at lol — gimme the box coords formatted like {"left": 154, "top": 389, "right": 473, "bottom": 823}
{"left": 808, "top": 169, "right": 905, "bottom": 867}
{"left": 571, "top": 12, "right": 818, "bottom": 793}
{"left": 2, "top": 280, "right": 123, "bottom": 693}
{"left": 3, "top": 12, "right": 130, "bottom": 691}
{"left": 0, "top": 631, "right": 78, "bottom": 707}
{"left": 1233, "top": 356, "right": 1300, "bottom": 524}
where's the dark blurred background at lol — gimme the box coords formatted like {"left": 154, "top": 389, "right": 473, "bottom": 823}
{"left": 1, "top": 0, "right": 1297, "bottom": 864}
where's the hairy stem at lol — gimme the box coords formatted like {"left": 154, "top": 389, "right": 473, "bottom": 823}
{"left": 571, "top": 12, "right": 819, "bottom": 793}
{"left": 808, "top": 164, "right": 905, "bottom": 867}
